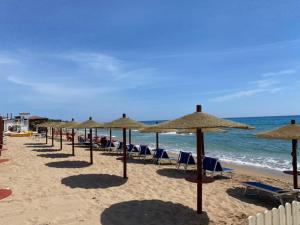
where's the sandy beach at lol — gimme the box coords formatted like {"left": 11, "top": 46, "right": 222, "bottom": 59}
{"left": 0, "top": 136, "right": 295, "bottom": 225}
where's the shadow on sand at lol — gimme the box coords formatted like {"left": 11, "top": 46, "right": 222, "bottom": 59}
{"left": 32, "top": 148, "right": 61, "bottom": 153}
{"left": 226, "top": 187, "right": 280, "bottom": 209}
{"left": 101, "top": 152, "right": 123, "bottom": 157}
{"left": 37, "top": 153, "right": 73, "bottom": 158}
{"left": 100, "top": 200, "right": 210, "bottom": 225}
{"left": 46, "top": 160, "right": 90, "bottom": 168}
{"left": 61, "top": 174, "right": 127, "bottom": 189}
{"left": 156, "top": 168, "right": 196, "bottom": 179}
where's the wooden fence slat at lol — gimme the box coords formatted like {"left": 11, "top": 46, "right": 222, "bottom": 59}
{"left": 264, "top": 210, "right": 272, "bottom": 225}
{"left": 257, "top": 213, "right": 264, "bottom": 225}
{"left": 292, "top": 201, "right": 298, "bottom": 225}
{"left": 272, "top": 208, "right": 280, "bottom": 225}
{"left": 296, "top": 202, "right": 300, "bottom": 225}
{"left": 279, "top": 205, "right": 287, "bottom": 225}
{"left": 248, "top": 216, "right": 256, "bottom": 225}
{"left": 286, "top": 203, "right": 292, "bottom": 225}
{"left": 248, "top": 201, "right": 300, "bottom": 225}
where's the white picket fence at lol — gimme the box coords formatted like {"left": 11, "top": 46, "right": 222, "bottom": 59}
{"left": 248, "top": 201, "right": 300, "bottom": 225}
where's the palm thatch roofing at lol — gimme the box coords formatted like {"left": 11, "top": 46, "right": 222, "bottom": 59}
{"left": 152, "top": 111, "right": 252, "bottom": 130}
{"left": 140, "top": 126, "right": 225, "bottom": 133}
{"left": 73, "top": 118, "right": 104, "bottom": 129}
{"left": 256, "top": 123, "right": 300, "bottom": 140}
{"left": 37, "top": 121, "right": 63, "bottom": 128}
{"left": 104, "top": 115, "right": 147, "bottom": 129}
{"left": 56, "top": 121, "right": 80, "bottom": 129}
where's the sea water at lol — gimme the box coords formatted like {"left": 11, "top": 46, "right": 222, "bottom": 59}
{"left": 90, "top": 115, "right": 300, "bottom": 171}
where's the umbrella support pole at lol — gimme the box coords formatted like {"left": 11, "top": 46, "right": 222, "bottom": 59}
{"left": 72, "top": 129, "right": 75, "bottom": 156}
{"left": 197, "top": 128, "right": 204, "bottom": 214}
{"left": 90, "top": 129, "right": 93, "bottom": 164}
{"left": 123, "top": 128, "right": 127, "bottom": 179}
{"left": 292, "top": 139, "right": 298, "bottom": 189}
{"left": 51, "top": 128, "right": 54, "bottom": 147}
{"left": 60, "top": 128, "right": 63, "bottom": 150}
{"left": 46, "top": 128, "right": 48, "bottom": 144}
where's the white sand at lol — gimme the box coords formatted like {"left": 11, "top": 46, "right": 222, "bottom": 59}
{"left": 0, "top": 136, "right": 294, "bottom": 225}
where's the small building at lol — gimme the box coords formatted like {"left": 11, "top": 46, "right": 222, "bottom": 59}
{"left": 2, "top": 113, "right": 48, "bottom": 132}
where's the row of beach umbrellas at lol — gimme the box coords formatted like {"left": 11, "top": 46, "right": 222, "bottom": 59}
{"left": 37, "top": 105, "right": 300, "bottom": 214}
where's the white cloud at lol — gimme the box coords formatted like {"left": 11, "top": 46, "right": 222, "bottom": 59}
{"left": 60, "top": 52, "right": 121, "bottom": 73}
{"left": 261, "top": 69, "right": 296, "bottom": 77}
{"left": 211, "top": 78, "right": 283, "bottom": 102}
{"left": 0, "top": 54, "right": 18, "bottom": 64}
{"left": 211, "top": 88, "right": 282, "bottom": 102}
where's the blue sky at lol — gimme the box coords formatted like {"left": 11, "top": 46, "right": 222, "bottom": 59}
{"left": 0, "top": 0, "right": 300, "bottom": 121}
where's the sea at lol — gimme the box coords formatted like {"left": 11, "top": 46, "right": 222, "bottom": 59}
{"left": 91, "top": 115, "right": 300, "bottom": 171}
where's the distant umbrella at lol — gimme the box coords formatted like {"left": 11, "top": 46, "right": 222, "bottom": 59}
{"left": 257, "top": 120, "right": 300, "bottom": 189}
{"left": 57, "top": 119, "right": 80, "bottom": 156}
{"left": 104, "top": 114, "right": 147, "bottom": 179}
{"left": 73, "top": 117, "right": 105, "bottom": 164}
{"left": 153, "top": 105, "right": 251, "bottom": 214}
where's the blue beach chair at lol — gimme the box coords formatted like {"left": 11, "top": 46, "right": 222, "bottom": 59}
{"left": 104, "top": 140, "right": 115, "bottom": 151}
{"left": 241, "top": 181, "right": 299, "bottom": 205}
{"left": 138, "top": 145, "right": 152, "bottom": 160}
{"left": 203, "top": 156, "right": 234, "bottom": 178}
{"left": 127, "top": 144, "right": 139, "bottom": 156}
{"left": 176, "top": 151, "right": 196, "bottom": 170}
{"left": 153, "top": 148, "right": 174, "bottom": 165}
{"left": 116, "top": 142, "right": 124, "bottom": 153}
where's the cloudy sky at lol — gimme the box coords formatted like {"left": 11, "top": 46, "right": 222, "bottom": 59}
{"left": 0, "top": 0, "right": 300, "bottom": 121}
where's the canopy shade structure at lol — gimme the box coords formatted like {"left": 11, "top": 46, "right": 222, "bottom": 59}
{"left": 256, "top": 120, "right": 300, "bottom": 189}
{"left": 103, "top": 116, "right": 147, "bottom": 129}
{"left": 154, "top": 105, "right": 252, "bottom": 214}
{"left": 104, "top": 114, "right": 147, "bottom": 179}
{"left": 37, "top": 121, "right": 63, "bottom": 146}
{"left": 256, "top": 122, "right": 300, "bottom": 140}
{"left": 140, "top": 127, "right": 226, "bottom": 133}
{"left": 56, "top": 119, "right": 80, "bottom": 156}
{"left": 72, "top": 117, "right": 104, "bottom": 129}
{"left": 152, "top": 110, "right": 252, "bottom": 130}
{"left": 73, "top": 117, "right": 104, "bottom": 164}
{"left": 140, "top": 126, "right": 225, "bottom": 150}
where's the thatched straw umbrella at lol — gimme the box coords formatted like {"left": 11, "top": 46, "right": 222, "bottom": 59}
{"left": 140, "top": 124, "right": 225, "bottom": 152}
{"left": 50, "top": 122, "right": 66, "bottom": 150}
{"left": 38, "top": 121, "right": 62, "bottom": 147}
{"left": 257, "top": 120, "right": 300, "bottom": 189}
{"left": 57, "top": 119, "right": 80, "bottom": 156}
{"left": 37, "top": 121, "right": 51, "bottom": 144}
{"left": 73, "top": 117, "right": 104, "bottom": 164}
{"left": 104, "top": 114, "right": 147, "bottom": 178}
{"left": 153, "top": 105, "right": 251, "bottom": 214}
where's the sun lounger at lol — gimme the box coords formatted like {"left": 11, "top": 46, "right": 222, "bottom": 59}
{"left": 138, "top": 145, "right": 152, "bottom": 160}
{"left": 241, "top": 181, "right": 299, "bottom": 205}
{"left": 127, "top": 144, "right": 139, "bottom": 157}
{"left": 203, "top": 156, "right": 233, "bottom": 178}
{"left": 153, "top": 148, "right": 175, "bottom": 165}
{"left": 116, "top": 142, "right": 124, "bottom": 153}
{"left": 177, "top": 151, "right": 196, "bottom": 170}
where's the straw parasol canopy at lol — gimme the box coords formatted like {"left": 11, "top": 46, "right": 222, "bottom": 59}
{"left": 73, "top": 117, "right": 104, "bottom": 164}
{"left": 73, "top": 117, "right": 104, "bottom": 129}
{"left": 256, "top": 120, "right": 300, "bottom": 189}
{"left": 152, "top": 111, "right": 251, "bottom": 130}
{"left": 140, "top": 127, "right": 225, "bottom": 134}
{"left": 104, "top": 114, "right": 147, "bottom": 179}
{"left": 103, "top": 115, "right": 146, "bottom": 129}
{"left": 256, "top": 123, "right": 300, "bottom": 140}
{"left": 154, "top": 105, "right": 251, "bottom": 214}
